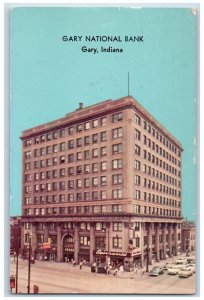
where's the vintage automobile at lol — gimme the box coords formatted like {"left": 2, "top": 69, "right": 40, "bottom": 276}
{"left": 176, "top": 258, "right": 188, "bottom": 265}
{"left": 186, "top": 256, "right": 196, "bottom": 264}
{"left": 148, "top": 266, "right": 165, "bottom": 276}
{"left": 167, "top": 264, "right": 183, "bottom": 275}
{"left": 186, "top": 263, "right": 196, "bottom": 273}
{"left": 178, "top": 267, "right": 194, "bottom": 278}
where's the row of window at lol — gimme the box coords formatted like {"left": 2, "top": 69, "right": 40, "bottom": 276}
{"left": 26, "top": 155, "right": 122, "bottom": 170}
{"left": 135, "top": 145, "right": 181, "bottom": 168}
{"left": 24, "top": 114, "right": 124, "bottom": 147}
{"left": 135, "top": 114, "right": 181, "bottom": 156}
{"left": 25, "top": 165, "right": 121, "bottom": 181}
{"left": 25, "top": 189, "right": 121, "bottom": 203}
{"left": 24, "top": 204, "right": 181, "bottom": 217}
{"left": 25, "top": 221, "right": 180, "bottom": 231}
{"left": 25, "top": 189, "right": 180, "bottom": 206}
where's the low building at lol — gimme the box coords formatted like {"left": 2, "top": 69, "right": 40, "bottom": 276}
{"left": 181, "top": 221, "right": 196, "bottom": 255}
{"left": 10, "top": 216, "right": 21, "bottom": 254}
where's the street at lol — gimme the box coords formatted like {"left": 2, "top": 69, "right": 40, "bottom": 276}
{"left": 9, "top": 257, "right": 196, "bottom": 295}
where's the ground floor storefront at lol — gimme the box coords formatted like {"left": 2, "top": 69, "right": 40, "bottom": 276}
{"left": 21, "top": 219, "right": 182, "bottom": 268}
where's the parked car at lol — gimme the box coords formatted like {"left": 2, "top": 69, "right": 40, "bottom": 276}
{"left": 167, "top": 265, "right": 182, "bottom": 275}
{"left": 186, "top": 256, "right": 196, "bottom": 263}
{"left": 186, "top": 264, "right": 196, "bottom": 273}
{"left": 149, "top": 266, "right": 165, "bottom": 276}
{"left": 176, "top": 258, "right": 188, "bottom": 265}
{"left": 178, "top": 267, "right": 194, "bottom": 278}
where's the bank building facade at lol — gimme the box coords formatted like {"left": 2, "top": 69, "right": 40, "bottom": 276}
{"left": 21, "top": 95, "right": 183, "bottom": 269}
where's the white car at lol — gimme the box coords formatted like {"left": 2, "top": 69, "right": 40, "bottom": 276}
{"left": 178, "top": 267, "right": 194, "bottom": 278}
{"left": 176, "top": 258, "right": 188, "bottom": 265}
{"left": 186, "top": 264, "right": 196, "bottom": 273}
{"left": 167, "top": 265, "right": 182, "bottom": 275}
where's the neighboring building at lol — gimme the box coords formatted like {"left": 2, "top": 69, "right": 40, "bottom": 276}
{"left": 181, "top": 221, "right": 196, "bottom": 255}
{"left": 10, "top": 216, "right": 21, "bottom": 253}
{"left": 20, "top": 95, "right": 183, "bottom": 268}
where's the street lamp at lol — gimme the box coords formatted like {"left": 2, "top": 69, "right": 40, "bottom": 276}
{"left": 27, "top": 233, "right": 32, "bottom": 294}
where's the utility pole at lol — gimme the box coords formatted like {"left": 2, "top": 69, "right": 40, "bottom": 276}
{"left": 27, "top": 234, "right": 32, "bottom": 294}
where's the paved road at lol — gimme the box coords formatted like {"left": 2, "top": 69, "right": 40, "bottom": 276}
{"left": 9, "top": 257, "right": 196, "bottom": 295}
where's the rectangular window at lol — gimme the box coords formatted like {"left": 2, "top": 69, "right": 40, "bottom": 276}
{"left": 112, "top": 174, "right": 122, "bottom": 184}
{"left": 92, "top": 134, "right": 98, "bottom": 143}
{"left": 82, "top": 122, "right": 89, "bottom": 131}
{"left": 93, "top": 119, "right": 99, "bottom": 128}
{"left": 112, "top": 143, "right": 122, "bottom": 154}
{"left": 92, "top": 148, "right": 98, "bottom": 158}
{"left": 92, "top": 177, "right": 98, "bottom": 187}
{"left": 135, "top": 160, "right": 140, "bottom": 170}
{"left": 77, "top": 179, "right": 82, "bottom": 188}
{"left": 113, "top": 237, "right": 122, "bottom": 248}
{"left": 135, "top": 145, "right": 140, "bottom": 155}
{"left": 135, "top": 175, "right": 141, "bottom": 186}
{"left": 135, "top": 190, "right": 141, "bottom": 200}
{"left": 112, "top": 159, "right": 122, "bottom": 169}
{"left": 135, "top": 114, "right": 141, "bottom": 125}
{"left": 101, "top": 161, "right": 107, "bottom": 171}
{"left": 84, "top": 164, "right": 90, "bottom": 173}
{"left": 68, "top": 180, "right": 74, "bottom": 189}
{"left": 92, "top": 163, "right": 98, "bottom": 173}
{"left": 101, "top": 190, "right": 107, "bottom": 200}
{"left": 92, "top": 191, "right": 98, "bottom": 200}
{"left": 113, "top": 222, "right": 122, "bottom": 231}
{"left": 68, "top": 140, "right": 74, "bottom": 149}
{"left": 68, "top": 167, "right": 74, "bottom": 175}
{"left": 100, "top": 131, "right": 107, "bottom": 142}
{"left": 112, "top": 204, "right": 122, "bottom": 212}
{"left": 101, "top": 176, "right": 107, "bottom": 186}
{"left": 84, "top": 192, "right": 90, "bottom": 201}
{"left": 101, "top": 147, "right": 107, "bottom": 157}
{"left": 68, "top": 126, "right": 74, "bottom": 135}
{"left": 84, "top": 136, "right": 90, "bottom": 145}
{"left": 77, "top": 138, "right": 82, "bottom": 147}
{"left": 84, "top": 150, "right": 90, "bottom": 160}
{"left": 112, "top": 189, "right": 123, "bottom": 199}
{"left": 77, "top": 124, "right": 83, "bottom": 133}
{"left": 113, "top": 127, "right": 122, "bottom": 138}
{"left": 113, "top": 112, "right": 122, "bottom": 122}
{"left": 135, "top": 129, "right": 141, "bottom": 140}
{"left": 101, "top": 117, "right": 107, "bottom": 126}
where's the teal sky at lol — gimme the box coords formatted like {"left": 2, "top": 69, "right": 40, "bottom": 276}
{"left": 10, "top": 7, "right": 196, "bottom": 220}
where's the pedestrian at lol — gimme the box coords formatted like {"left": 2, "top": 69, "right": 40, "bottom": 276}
{"left": 72, "top": 259, "right": 76, "bottom": 267}
{"left": 79, "top": 261, "right": 83, "bottom": 270}
{"left": 141, "top": 267, "right": 145, "bottom": 276}
{"left": 135, "top": 266, "right": 138, "bottom": 274}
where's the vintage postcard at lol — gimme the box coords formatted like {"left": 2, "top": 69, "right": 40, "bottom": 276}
{"left": 9, "top": 6, "right": 197, "bottom": 295}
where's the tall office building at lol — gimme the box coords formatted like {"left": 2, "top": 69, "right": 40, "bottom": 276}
{"left": 21, "top": 96, "right": 183, "bottom": 268}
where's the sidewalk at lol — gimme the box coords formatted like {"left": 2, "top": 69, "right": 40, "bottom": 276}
{"left": 10, "top": 252, "right": 193, "bottom": 279}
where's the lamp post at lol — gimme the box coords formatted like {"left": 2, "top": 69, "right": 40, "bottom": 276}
{"left": 27, "top": 233, "right": 32, "bottom": 294}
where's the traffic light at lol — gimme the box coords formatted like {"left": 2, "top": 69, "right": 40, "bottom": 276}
{"left": 33, "top": 285, "right": 39, "bottom": 294}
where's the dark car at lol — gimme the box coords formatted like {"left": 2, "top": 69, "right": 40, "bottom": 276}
{"left": 149, "top": 266, "right": 165, "bottom": 276}
{"left": 97, "top": 263, "right": 107, "bottom": 274}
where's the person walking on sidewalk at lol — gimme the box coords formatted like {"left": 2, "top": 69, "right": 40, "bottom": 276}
{"left": 79, "top": 261, "right": 83, "bottom": 270}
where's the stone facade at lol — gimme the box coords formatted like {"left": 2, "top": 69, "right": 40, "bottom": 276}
{"left": 20, "top": 96, "right": 183, "bottom": 267}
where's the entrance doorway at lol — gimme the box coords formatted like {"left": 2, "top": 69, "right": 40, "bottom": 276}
{"left": 63, "top": 234, "right": 74, "bottom": 262}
